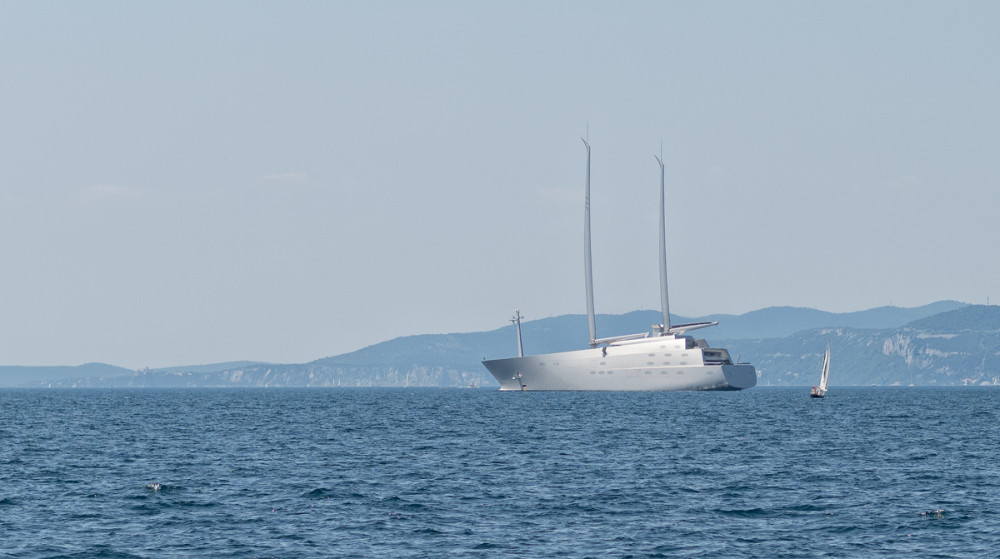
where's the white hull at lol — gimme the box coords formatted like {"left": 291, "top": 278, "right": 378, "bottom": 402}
{"left": 483, "top": 336, "right": 756, "bottom": 391}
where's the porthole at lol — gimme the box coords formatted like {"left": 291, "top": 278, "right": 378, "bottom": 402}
{"left": 646, "top": 362, "right": 654, "bottom": 366}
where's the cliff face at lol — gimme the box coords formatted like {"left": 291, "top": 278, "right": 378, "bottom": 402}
{"left": 739, "top": 306, "right": 1000, "bottom": 387}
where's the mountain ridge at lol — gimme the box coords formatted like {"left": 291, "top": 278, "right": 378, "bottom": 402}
{"left": 4, "top": 300, "right": 995, "bottom": 388}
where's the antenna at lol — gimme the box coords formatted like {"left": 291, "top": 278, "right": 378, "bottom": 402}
{"left": 654, "top": 153, "right": 670, "bottom": 332}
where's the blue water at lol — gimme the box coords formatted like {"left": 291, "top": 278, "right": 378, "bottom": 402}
{"left": 1, "top": 387, "right": 997, "bottom": 558}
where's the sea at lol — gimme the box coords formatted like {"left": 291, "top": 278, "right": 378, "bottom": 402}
{"left": 1, "top": 387, "right": 997, "bottom": 558}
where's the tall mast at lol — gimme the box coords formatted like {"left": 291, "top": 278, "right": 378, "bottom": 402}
{"left": 654, "top": 154, "right": 671, "bottom": 332}
{"left": 511, "top": 310, "right": 524, "bottom": 358}
{"left": 582, "top": 138, "right": 597, "bottom": 345}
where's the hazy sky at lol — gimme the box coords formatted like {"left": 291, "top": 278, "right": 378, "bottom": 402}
{"left": 2, "top": 1, "right": 998, "bottom": 368}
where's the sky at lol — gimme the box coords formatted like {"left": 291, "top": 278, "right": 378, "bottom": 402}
{"left": 2, "top": 1, "right": 998, "bottom": 369}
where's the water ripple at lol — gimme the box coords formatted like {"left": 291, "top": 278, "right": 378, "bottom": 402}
{"left": 1, "top": 387, "right": 998, "bottom": 557}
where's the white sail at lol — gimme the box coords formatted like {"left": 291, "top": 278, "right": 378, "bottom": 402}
{"left": 819, "top": 344, "right": 831, "bottom": 392}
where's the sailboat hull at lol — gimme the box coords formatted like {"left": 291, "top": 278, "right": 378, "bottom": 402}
{"left": 483, "top": 339, "right": 756, "bottom": 391}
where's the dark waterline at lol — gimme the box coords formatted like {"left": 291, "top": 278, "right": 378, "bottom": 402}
{"left": 1, "top": 387, "right": 997, "bottom": 558}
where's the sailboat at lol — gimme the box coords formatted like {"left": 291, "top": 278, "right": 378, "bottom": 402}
{"left": 810, "top": 344, "right": 831, "bottom": 398}
{"left": 481, "top": 140, "right": 757, "bottom": 391}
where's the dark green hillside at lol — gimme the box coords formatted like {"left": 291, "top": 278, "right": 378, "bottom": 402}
{"left": 312, "top": 332, "right": 501, "bottom": 370}
{"left": 904, "top": 304, "right": 1000, "bottom": 331}
{"left": 737, "top": 307, "right": 1000, "bottom": 387}
{"left": 703, "top": 300, "right": 965, "bottom": 340}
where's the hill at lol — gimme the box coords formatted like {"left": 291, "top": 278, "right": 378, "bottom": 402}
{"left": 0, "top": 363, "right": 134, "bottom": 388}
{"left": 5, "top": 301, "right": 994, "bottom": 388}
{"left": 745, "top": 305, "right": 1000, "bottom": 386}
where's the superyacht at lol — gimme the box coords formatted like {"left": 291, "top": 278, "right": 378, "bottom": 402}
{"left": 482, "top": 140, "right": 757, "bottom": 391}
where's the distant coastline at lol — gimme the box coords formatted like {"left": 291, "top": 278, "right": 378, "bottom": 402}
{"left": 4, "top": 301, "right": 999, "bottom": 388}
